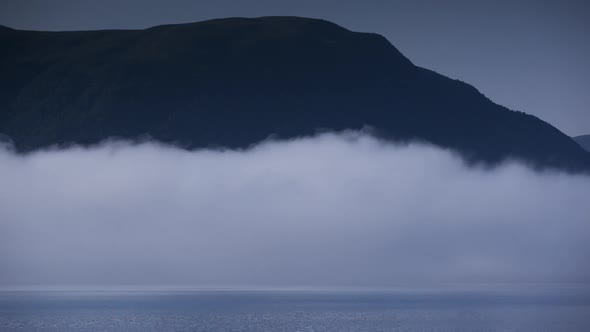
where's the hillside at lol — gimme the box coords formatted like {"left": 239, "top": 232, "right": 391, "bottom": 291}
{"left": 574, "top": 135, "right": 590, "bottom": 152}
{"left": 1, "top": 17, "right": 589, "bottom": 171}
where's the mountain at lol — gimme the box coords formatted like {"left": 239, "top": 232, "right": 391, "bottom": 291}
{"left": 574, "top": 135, "right": 590, "bottom": 152}
{"left": 1, "top": 16, "right": 589, "bottom": 171}
{"left": 0, "top": 133, "right": 11, "bottom": 145}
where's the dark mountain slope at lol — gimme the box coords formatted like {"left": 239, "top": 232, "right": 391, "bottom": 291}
{"left": 574, "top": 135, "right": 590, "bottom": 152}
{"left": 1, "top": 17, "right": 589, "bottom": 171}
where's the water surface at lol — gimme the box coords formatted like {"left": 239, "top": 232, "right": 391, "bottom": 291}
{"left": 1, "top": 286, "right": 589, "bottom": 331}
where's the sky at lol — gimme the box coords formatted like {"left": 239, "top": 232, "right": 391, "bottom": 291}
{"left": 0, "top": 0, "right": 589, "bottom": 135}
{"left": 1, "top": 133, "right": 589, "bottom": 288}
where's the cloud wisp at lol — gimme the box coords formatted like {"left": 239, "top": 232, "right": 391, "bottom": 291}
{"left": 0, "top": 132, "right": 589, "bottom": 288}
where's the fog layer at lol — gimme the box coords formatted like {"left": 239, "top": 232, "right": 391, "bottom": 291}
{"left": 0, "top": 133, "right": 589, "bottom": 287}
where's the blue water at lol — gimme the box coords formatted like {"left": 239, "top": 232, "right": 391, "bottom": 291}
{"left": 1, "top": 287, "right": 590, "bottom": 331}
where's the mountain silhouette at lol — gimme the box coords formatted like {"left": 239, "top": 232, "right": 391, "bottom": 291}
{"left": 574, "top": 135, "right": 590, "bottom": 152}
{"left": 1, "top": 16, "right": 589, "bottom": 171}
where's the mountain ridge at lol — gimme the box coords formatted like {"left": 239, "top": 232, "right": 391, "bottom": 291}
{"left": 1, "top": 16, "right": 588, "bottom": 171}
{"left": 574, "top": 135, "right": 590, "bottom": 152}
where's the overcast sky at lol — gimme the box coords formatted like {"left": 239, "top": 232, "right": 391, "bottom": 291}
{"left": 1, "top": 0, "right": 588, "bottom": 136}
{"left": 1, "top": 134, "right": 589, "bottom": 288}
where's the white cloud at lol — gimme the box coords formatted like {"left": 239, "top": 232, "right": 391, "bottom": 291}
{"left": 0, "top": 132, "right": 589, "bottom": 287}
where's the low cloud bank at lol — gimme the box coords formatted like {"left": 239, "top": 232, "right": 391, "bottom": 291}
{"left": 0, "top": 132, "right": 589, "bottom": 288}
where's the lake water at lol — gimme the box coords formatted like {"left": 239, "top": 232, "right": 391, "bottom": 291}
{"left": 1, "top": 287, "right": 590, "bottom": 331}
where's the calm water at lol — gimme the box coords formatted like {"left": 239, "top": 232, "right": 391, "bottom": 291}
{"left": 1, "top": 287, "right": 590, "bottom": 331}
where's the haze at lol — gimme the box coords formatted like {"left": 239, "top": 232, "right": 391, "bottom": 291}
{"left": 1, "top": 132, "right": 589, "bottom": 288}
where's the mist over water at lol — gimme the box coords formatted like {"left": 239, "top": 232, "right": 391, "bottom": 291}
{"left": 0, "top": 132, "right": 589, "bottom": 288}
